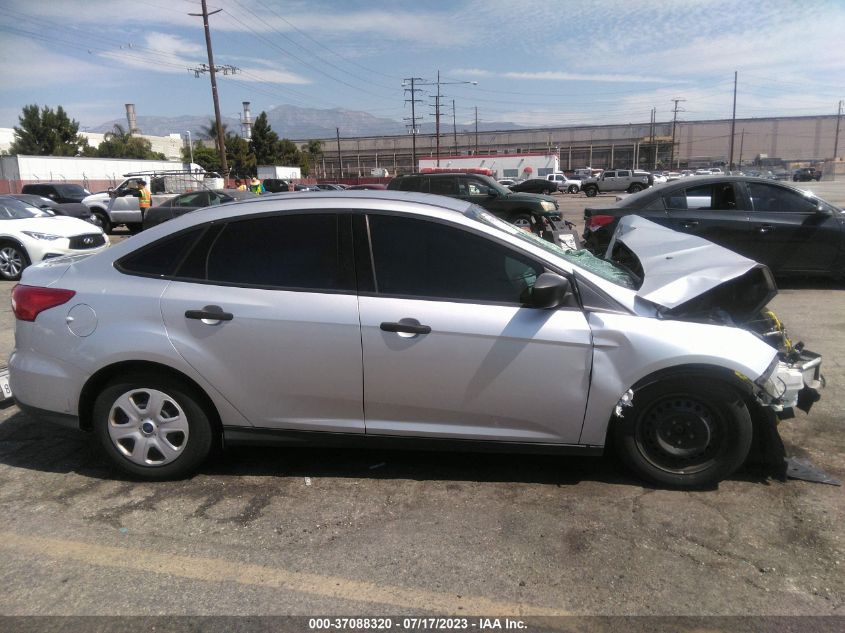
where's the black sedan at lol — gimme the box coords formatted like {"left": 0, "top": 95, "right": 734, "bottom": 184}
{"left": 583, "top": 176, "right": 844, "bottom": 278}
{"left": 7, "top": 193, "right": 101, "bottom": 227}
{"left": 143, "top": 189, "right": 256, "bottom": 230}
{"left": 508, "top": 178, "right": 558, "bottom": 195}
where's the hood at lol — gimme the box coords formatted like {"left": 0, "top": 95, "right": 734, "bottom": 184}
{"left": 7, "top": 216, "right": 104, "bottom": 237}
{"left": 82, "top": 192, "right": 110, "bottom": 205}
{"left": 506, "top": 191, "right": 557, "bottom": 204}
{"left": 606, "top": 215, "right": 776, "bottom": 321}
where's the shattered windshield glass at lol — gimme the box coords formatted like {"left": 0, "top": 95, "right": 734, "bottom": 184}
{"left": 465, "top": 206, "right": 637, "bottom": 289}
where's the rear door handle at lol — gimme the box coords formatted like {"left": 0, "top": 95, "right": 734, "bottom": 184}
{"left": 757, "top": 224, "right": 774, "bottom": 234}
{"left": 185, "top": 305, "right": 234, "bottom": 323}
{"left": 681, "top": 220, "right": 699, "bottom": 229}
{"left": 380, "top": 321, "right": 431, "bottom": 335}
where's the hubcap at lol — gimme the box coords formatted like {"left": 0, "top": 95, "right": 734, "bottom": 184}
{"left": 107, "top": 388, "right": 189, "bottom": 467}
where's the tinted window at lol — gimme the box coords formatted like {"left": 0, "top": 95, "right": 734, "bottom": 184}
{"left": 118, "top": 228, "right": 205, "bottom": 277}
{"left": 397, "top": 177, "right": 422, "bottom": 192}
{"left": 175, "top": 191, "right": 210, "bottom": 207}
{"left": 368, "top": 215, "right": 543, "bottom": 304}
{"left": 467, "top": 179, "right": 493, "bottom": 196}
{"left": 429, "top": 177, "right": 459, "bottom": 196}
{"left": 666, "top": 183, "right": 737, "bottom": 210}
{"left": 181, "top": 214, "right": 347, "bottom": 291}
{"left": 747, "top": 182, "right": 817, "bottom": 213}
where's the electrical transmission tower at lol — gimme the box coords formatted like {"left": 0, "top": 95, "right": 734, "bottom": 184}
{"left": 403, "top": 77, "right": 424, "bottom": 172}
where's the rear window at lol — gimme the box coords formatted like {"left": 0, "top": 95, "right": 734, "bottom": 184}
{"left": 117, "top": 228, "right": 205, "bottom": 278}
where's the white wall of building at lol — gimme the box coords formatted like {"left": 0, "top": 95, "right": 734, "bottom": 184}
{"left": 0, "top": 128, "right": 184, "bottom": 161}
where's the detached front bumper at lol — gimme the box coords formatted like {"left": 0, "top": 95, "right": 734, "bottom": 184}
{"left": 756, "top": 349, "right": 823, "bottom": 414}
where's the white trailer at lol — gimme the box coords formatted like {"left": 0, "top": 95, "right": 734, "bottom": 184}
{"left": 418, "top": 152, "right": 560, "bottom": 180}
{"left": 257, "top": 165, "right": 302, "bottom": 180}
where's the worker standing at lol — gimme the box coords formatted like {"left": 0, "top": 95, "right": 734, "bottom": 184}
{"left": 138, "top": 179, "right": 151, "bottom": 220}
{"left": 249, "top": 177, "right": 263, "bottom": 194}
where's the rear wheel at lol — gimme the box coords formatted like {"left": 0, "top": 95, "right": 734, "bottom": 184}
{"left": 613, "top": 377, "right": 753, "bottom": 488}
{"left": 628, "top": 183, "right": 644, "bottom": 193}
{"left": 93, "top": 372, "right": 214, "bottom": 480}
{"left": 510, "top": 213, "right": 534, "bottom": 231}
{"left": 0, "top": 242, "right": 29, "bottom": 281}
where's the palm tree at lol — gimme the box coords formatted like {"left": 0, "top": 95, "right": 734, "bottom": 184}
{"left": 199, "top": 119, "right": 229, "bottom": 141}
{"left": 103, "top": 123, "right": 130, "bottom": 143}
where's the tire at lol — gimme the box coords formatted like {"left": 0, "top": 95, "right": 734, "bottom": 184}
{"left": 567, "top": 185, "right": 579, "bottom": 194}
{"left": 93, "top": 210, "right": 111, "bottom": 234}
{"left": 126, "top": 223, "right": 142, "bottom": 234}
{"left": 584, "top": 186, "right": 598, "bottom": 197}
{"left": 628, "top": 183, "right": 644, "bottom": 193}
{"left": 0, "top": 242, "right": 30, "bottom": 281}
{"left": 510, "top": 213, "right": 534, "bottom": 230}
{"left": 92, "top": 372, "right": 215, "bottom": 480}
{"left": 612, "top": 376, "right": 753, "bottom": 488}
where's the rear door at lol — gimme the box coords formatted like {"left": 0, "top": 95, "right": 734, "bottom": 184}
{"left": 743, "top": 181, "right": 843, "bottom": 274}
{"left": 160, "top": 212, "right": 364, "bottom": 433}
{"left": 357, "top": 213, "right": 593, "bottom": 444}
{"left": 663, "top": 182, "right": 754, "bottom": 257}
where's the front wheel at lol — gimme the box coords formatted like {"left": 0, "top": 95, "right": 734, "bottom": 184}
{"left": 0, "top": 243, "right": 30, "bottom": 281}
{"left": 613, "top": 377, "right": 753, "bottom": 488}
{"left": 584, "top": 187, "right": 598, "bottom": 197}
{"left": 93, "top": 372, "right": 215, "bottom": 480}
{"left": 93, "top": 211, "right": 111, "bottom": 234}
{"left": 567, "top": 185, "right": 579, "bottom": 194}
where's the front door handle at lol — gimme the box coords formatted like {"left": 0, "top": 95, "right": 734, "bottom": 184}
{"left": 681, "top": 220, "right": 699, "bottom": 229}
{"left": 185, "top": 305, "right": 234, "bottom": 323}
{"left": 380, "top": 321, "right": 431, "bottom": 335}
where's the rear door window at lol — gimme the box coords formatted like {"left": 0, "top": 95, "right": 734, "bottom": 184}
{"left": 666, "top": 183, "right": 739, "bottom": 210}
{"left": 747, "top": 182, "right": 818, "bottom": 213}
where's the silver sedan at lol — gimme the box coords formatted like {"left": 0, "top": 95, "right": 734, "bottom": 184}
{"left": 8, "top": 191, "right": 822, "bottom": 487}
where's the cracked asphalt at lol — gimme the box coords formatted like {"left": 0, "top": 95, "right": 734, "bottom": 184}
{"left": 0, "top": 201, "right": 842, "bottom": 619}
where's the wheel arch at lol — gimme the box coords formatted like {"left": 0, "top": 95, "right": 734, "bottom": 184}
{"left": 79, "top": 360, "right": 224, "bottom": 442}
{"left": 604, "top": 362, "right": 766, "bottom": 444}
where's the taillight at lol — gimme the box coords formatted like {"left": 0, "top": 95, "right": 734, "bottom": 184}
{"left": 11, "top": 285, "right": 76, "bottom": 322}
{"left": 585, "top": 214, "right": 615, "bottom": 230}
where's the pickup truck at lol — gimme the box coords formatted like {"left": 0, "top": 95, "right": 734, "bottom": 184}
{"left": 546, "top": 172, "right": 582, "bottom": 193}
{"left": 82, "top": 172, "right": 224, "bottom": 233}
{"left": 580, "top": 169, "right": 653, "bottom": 197}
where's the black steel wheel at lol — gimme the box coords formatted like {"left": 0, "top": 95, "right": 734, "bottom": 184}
{"left": 567, "top": 184, "right": 579, "bottom": 194}
{"left": 613, "top": 377, "right": 752, "bottom": 488}
{"left": 584, "top": 187, "right": 598, "bottom": 197}
{"left": 628, "top": 183, "right": 644, "bottom": 193}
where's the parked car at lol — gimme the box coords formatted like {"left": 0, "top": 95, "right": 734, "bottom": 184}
{"left": 7, "top": 194, "right": 101, "bottom": 227}
{"left": 346, "top": 183, "right": 388, "bottom": 190}
{"left": 20, "top": 182, "right": 92, "bottom": 204}
{"left": 509, "top": 178, "right": 558, "bottom": 195}
{"left": 293, "top": 184, "right": 321, "bottom": 191}
{"left": 8, "top": 191, "right": 821, "bottom": 487}
{"left": 0, "top": 195, "right": 109, "bottom": 280}
{"left": 142, "top": 189, "right": 255, "bottom": 230}
{"left": 583, "top": 176, "right": 844, "bottom": 277}
{"left": 262, "top": 178, "right": 290, "bottom": 193}
{"left": 387, "top": 173, "right": 558, "bottom": 231}
{"left": 581, "top": 170, "right": 653, "bottom": 197}
{"left": 314, "top": 183, "right": 346, "bottom": 191}
{"left": 793, "top": 168, "right": 822, "bottom": 182}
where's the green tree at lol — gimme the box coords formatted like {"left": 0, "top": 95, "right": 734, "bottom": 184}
{"left": 9, "top": 104, "right": 87, "bottom": 156}
{"left": 225, "top": 132, "right": 256, "bottom": 178}
{"left": 182, "top": 143, "right": 221, "bottom": 173}
{"left": 277, "top": 138, "right": 301, "bottom": 166}
{"left": 96, "top": 123, "right": 165, "bottom": 160}
{"left": 249, "top": 112, "right": 280, "bottom": 166}
{"left": 300, "top": 140, "right": 323, "bottom": 177}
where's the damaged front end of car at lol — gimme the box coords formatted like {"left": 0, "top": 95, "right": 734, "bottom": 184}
{"left": 606, "top": 215, "right": 824, "bottom": 418}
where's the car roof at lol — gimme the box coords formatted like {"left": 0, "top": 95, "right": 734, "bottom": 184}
{"left": 222, "top": 189, "right": 474, "bottom": 213}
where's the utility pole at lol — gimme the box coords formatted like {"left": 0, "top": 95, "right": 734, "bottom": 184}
{"left": 434, "top": 71, "right": 441, "bottom": 165}
{"left": 403, "top": 77, "right": 423, "bottom": 172}
{"left": 188, "top": 0, "right": 237, "bottom": 178}
{"left": 728, "top": 71, "right": 738, "bottom": 171}
{"left": 474, "top": 107, "right": 479, "bottom": 155}
{"left": 649, "top": 107, "right": 656, "bottom": 169}
{"left": 336, "top": 128, "right": 342, "bottom": 178}
{"left": 738, "top": 128, "right": 745, "bottom": 169}
{"left": 670, "top": 98, "right": 686, "bottom": 169}
{"left": 834, "top": 100, "right": 843, "bottom": 164}
{"left": 452, "top": 99, "right": 458, "bottom": 155}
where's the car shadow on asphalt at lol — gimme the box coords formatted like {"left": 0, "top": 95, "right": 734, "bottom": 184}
{"left": 0, "top": 409, "right": 786, "bottom": 490}
{"left": 775, "top": 276, "right": 845, "bottom": 290}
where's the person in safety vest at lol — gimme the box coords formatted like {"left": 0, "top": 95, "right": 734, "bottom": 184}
{"left": 249, "top": 177, "right": 264, "bottom": 194}
{"left": 138, "top": 180, "right": 151, "bottom": 219}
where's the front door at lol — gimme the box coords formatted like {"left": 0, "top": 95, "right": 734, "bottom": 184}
{"left": 358, "top": 213, "right": 593, "bottom": 444}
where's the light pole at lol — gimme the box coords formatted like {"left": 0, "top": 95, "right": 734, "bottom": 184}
{"left": 186, "top": 131, "right": 194, "bottom": 167}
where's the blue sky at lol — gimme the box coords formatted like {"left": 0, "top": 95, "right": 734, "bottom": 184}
{"left": 1, "top": 0, "right": 843, "bottom": 133}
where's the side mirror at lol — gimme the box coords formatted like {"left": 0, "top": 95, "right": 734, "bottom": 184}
{"left": 525, "top": 272, "right": 572, "bottom": 309}
{"left": 815, "top": 203, "right": 832, "bottom": 216}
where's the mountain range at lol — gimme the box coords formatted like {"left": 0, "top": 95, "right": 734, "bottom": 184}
{"left": 91, "top": 104, "right": 528, "bottom": 140}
